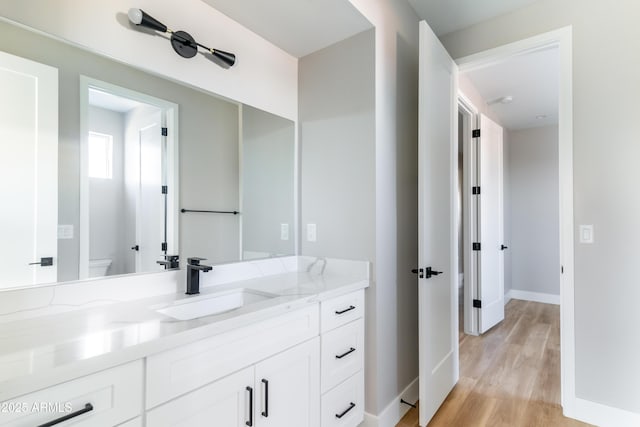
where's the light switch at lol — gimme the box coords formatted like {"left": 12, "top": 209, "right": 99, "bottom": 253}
{"left": 579, "top": 225, "right": 593, "bottom": 244}
{"left": 280, "top": 223, "right": 289, "bottom": 241}
{"left": 306, "top": 223, "right": 317, "bottom": 242}
{"left": 58, "top": 224, "right": 74, "bottom": 240}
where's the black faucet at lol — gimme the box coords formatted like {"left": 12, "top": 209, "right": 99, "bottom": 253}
{"left": 157, "top": 255, "right": 180, "bottom": 270}
{"left": 186, "top": 257, "right": 213, "bottom": 295}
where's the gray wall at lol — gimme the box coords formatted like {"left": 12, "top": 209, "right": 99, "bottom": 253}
{"left": 241, "top": 105, "right": 295, "bottom": 258}
{"left": 441, "top": 0, "right": 640, "bottom": 413}
{"left": 508, "top": 125, "right": 559, "bottom": 296}
{"left": 0, "top": 19, "right": 240, "bottom": 281}
{"left": 88, "top": 106, "right": 126, "bottom": 275}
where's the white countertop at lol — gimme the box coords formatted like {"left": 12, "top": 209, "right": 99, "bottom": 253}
{"left": 0, "top": 257, "right": 369, "bottom": 401}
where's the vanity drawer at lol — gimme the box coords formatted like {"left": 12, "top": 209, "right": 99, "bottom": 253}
{"left": 320, "top": 290, "right": 364, "bottom": 333}
{"left": 321, "top": 319, "right": 364, "bottom": 393}
{"left": 146, "top": 305, "right": 319, "bottom": 408}
{"left": 0, "top": 360, "right": 143, "bottom": 427}
{"left": 321, "top": 371, "right": 364, "bottom": 427}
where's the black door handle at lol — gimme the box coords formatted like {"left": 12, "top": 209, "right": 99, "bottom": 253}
{"left": 411, "top": 268, "right": 424, "bottom": 278}
{"left": 246, "top": 386, "right": 253, "bottom": 426}
{"left": 501, "top": 245, "right": 508, "bottom": 250}
{"left": 261, "top": 379, "right": 269, "bottom": 417}
{"left": 131, "top": 245, "right": 139, "bottom": 251}
{"left": 425, "top": 267, "right": 443, "bottom": 279}
{"left": 38, "top": 403, "right": 93, "bottom": 427}
{"left": 29, "top": 257, "right": 53, "bottom": 266}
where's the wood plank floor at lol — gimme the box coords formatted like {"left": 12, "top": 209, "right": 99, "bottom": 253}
{"left": 396, "top": 300, "right": 593, "bottom": 427}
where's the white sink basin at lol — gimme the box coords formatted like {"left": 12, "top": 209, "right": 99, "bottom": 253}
{"left": 157, "top": 289, "right": 277, "bottom": 320}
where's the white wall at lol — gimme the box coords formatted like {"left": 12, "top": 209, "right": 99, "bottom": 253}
{"left": 508, "top": 125, "right": 559, "bottom": 296}
{"left": 347, "top": 0, "right": 421, "bottom": 419}
{"left": 441, "top": 0, "right": 640, "bottom": 415}
{"left": 0, "top": 0, "right": 297, "bottom": 120}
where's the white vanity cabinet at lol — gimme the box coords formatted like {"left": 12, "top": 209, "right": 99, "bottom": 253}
{"left": 319, "top": 290, "right": 365, "bottom": 427}
{"left": 147, "top": 338, "right": 320, "bottom": 427}
{"left": 0, "top": 360, "right": 143, "bottom": 427}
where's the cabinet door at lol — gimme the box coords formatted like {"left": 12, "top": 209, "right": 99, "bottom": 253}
{"left": 255, "top": 338, "right": 320, "bottom": 427}
{"left": 146, "top": 366, "right": 254, "bottom": 427}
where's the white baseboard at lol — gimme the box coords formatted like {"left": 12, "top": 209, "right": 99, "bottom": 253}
{"left": 506, "top": 289, "right": 560, "bottom": 305}
{"left": 360, "top": 377, "right": 419, "bottom": 427}
{"left": 571, "top": 397, "right": 640, "bottom": 427}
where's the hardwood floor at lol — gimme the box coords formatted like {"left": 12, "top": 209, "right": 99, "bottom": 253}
{"left": 396, "top": 300, "right": 593, "bottom": 427}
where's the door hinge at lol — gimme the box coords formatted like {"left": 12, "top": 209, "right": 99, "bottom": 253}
{"left": 161, "top": 242, "right": 167, "bottom": 251}
{"left": 161, "top": 127, "right": 168, "bottom": 136}
{"left": 472, "top": 129, "right": 481, "bottom": 138}
{"left": 473, "top": 242, "right": 481, "bottom": 251}
{"left": 473, "top": 299, "right": 482, "bottom": 308}
{"left": 472, "top": 186, "right": 481, "bottom": 195}
{"left": 161, "top": 185, "right": 168, "bottom": 194}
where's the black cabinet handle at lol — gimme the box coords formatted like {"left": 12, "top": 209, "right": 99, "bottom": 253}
{"left": 335, "top": 305, "right": 355, "bottom": 315}
{"left": 335, "top": 347, "right": 356, "bottom": 359}
{"left": 335, "top": 402, "right": 356, "bottom": 419}
{"left": 38, "top": 403, "right": 93, "bottom": 427}
{"left": 29, "top": 257, "right": 53, "bottom": 266}
{"left": 261, "top": 379, "right": 269, "bottom": 417}
{"left": 246, "top": 386, "right": 253, "bottom": 426}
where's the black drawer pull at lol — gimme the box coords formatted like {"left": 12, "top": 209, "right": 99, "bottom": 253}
{"left": 335, "top": 347, "right": 356, "bottom": 359}
{"left": 335, "top": 402, "right": 356, "bottom": 419}
{"left": 335, "top": 305, "right": 355, "bottom": 315}
{"left": 38, "top": 403, "right": 93, "bottom": 427}
{"left": 261, "top": 379, "right": 269, "bottom": 417}
{"left": 246, "top": 386, "right": 253, "bottom": 426}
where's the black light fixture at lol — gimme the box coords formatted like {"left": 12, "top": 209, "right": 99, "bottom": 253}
{"left": 127, "top": 8, "right": 236, "bottom": 67}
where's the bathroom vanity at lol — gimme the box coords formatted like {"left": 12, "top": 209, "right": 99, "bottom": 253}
{"left": 0, "top": 257, "right": 368, "bottom": 427}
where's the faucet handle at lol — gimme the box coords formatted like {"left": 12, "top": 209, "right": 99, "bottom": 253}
{"left": 163, "top": 254, "right": 179, "bottom": 261}
{"left": 187, "top": 257, "right": 207, "bottom": 265}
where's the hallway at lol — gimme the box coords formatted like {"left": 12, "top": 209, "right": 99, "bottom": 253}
{"left": 397, "top": 300, "right": 593, "bottom": 426}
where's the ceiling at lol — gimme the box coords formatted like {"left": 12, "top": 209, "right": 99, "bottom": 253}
{"left": 89, "top": 88, "right": 145, "bottom": 113}
{"left": 463, "top": 47, "right": 559, "bottom": 130}
{"left": 201, "top": 0, "right": 373, "bottom": 58}
{"left": 407, "top": 0, "right": 541, "bottom": 36}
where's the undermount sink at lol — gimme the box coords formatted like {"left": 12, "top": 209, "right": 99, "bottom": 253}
{"left": 157, "top": 289, "right": 277, "bottom": 320}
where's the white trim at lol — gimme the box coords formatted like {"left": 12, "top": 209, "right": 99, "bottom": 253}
{"left": 455, "top": 26, "right": 575, "bottom": 418}
{"left": 360, "top": 377, "right": 419, "bottom": 427}
{"left": 506, "top": 289, "right": 560, "bottom": 305}
{"left": 574, "top": 398, "right": 640, "bottom": 427}
{"left": 79, "top": 76, "right": 179, "bottom": 278}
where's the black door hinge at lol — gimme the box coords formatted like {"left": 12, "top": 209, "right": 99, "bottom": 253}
{"left": 161, "top": 185, "right": 168, "bottom": 194}
{"left": 473, "top": 299, "right": 482, "bottom": 308}
{"left": 473, "top": 242, "right": 481, "bottom": 251}
{"left": 472, "top": 186, "right": 481, "bottom": 195}
{"left": 161, "top": 127, "right": 168, "bottom": 136}
{"left": 472, "top": 129, "right": 481, "bottom": 138}
{"left": 161, "top": 242, "right": 167, "bottom": 251}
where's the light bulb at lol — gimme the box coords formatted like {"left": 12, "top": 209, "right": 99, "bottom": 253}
{"left": 128, "top": 8, "right": 143, "bottom": 25}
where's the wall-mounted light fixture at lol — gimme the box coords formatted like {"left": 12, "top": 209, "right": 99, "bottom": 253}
{"left": 127, "top": 8, "right": 236, "bottom": 67}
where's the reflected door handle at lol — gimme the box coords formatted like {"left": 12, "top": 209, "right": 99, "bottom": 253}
{"left": 29, "top": 257, "right": 53, "bottom": 267}
{"left": 501, "top": 245, "right": 508, "bottom": 250}
{"left": 131, "top": 245, "right": 139, "bottom": 251}
{"left": 411, "top": 268, "right": 424, "bottom": 279}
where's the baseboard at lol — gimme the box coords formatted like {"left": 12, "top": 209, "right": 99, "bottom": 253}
{"left": 360, "top": 377, "right": 419, "bottom": 427}
{"left": 504, "top": 291, "right": 512, "bottom": 305}
{"left": 506, "top": 289, "right": 560, "bottom": 305}
{"left": 571, "top": 397, "right": 640, "bottom": 427}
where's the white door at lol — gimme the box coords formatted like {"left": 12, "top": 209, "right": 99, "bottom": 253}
{"left": 0, "top": 51, "right": 58, "bottom": 289}
{"left": 417, "top": 21, "right": 459, "bottom": 426}
{"left": 146, "top": 366, "right": 254, "bottom": 426}
{"left": 137, "top": 111, "right": 165, "bottom": 272}
{"left": 255, "top": 338, "right": 320, "bottom": 427}
{"left": 476, "top": 114, "right": 505, "bottom": 333}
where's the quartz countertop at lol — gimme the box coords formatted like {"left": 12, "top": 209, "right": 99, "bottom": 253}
{"left": 0, "top": 257, "right": 369, "bottom": 401}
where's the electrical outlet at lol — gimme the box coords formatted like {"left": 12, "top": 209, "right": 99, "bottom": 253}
{"left": 280, "top": 223, "right": 289, "bottom": 240}
{"left": 306, "top": 224, "right": 317, "bottom": 242}
{"left": 57, "top": 224, "right": 74, "bottom": 239}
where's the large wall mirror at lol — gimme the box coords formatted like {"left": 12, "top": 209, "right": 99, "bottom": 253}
{"left": 0, "top": 18, "right": 297, "bottom": 290}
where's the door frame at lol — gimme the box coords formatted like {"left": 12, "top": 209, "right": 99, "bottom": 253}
{"left": 454, "top": 26, "right": 575, "bottom": 415}
{"left": 79, "top": 76, "right": 179, "bottom": 279}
